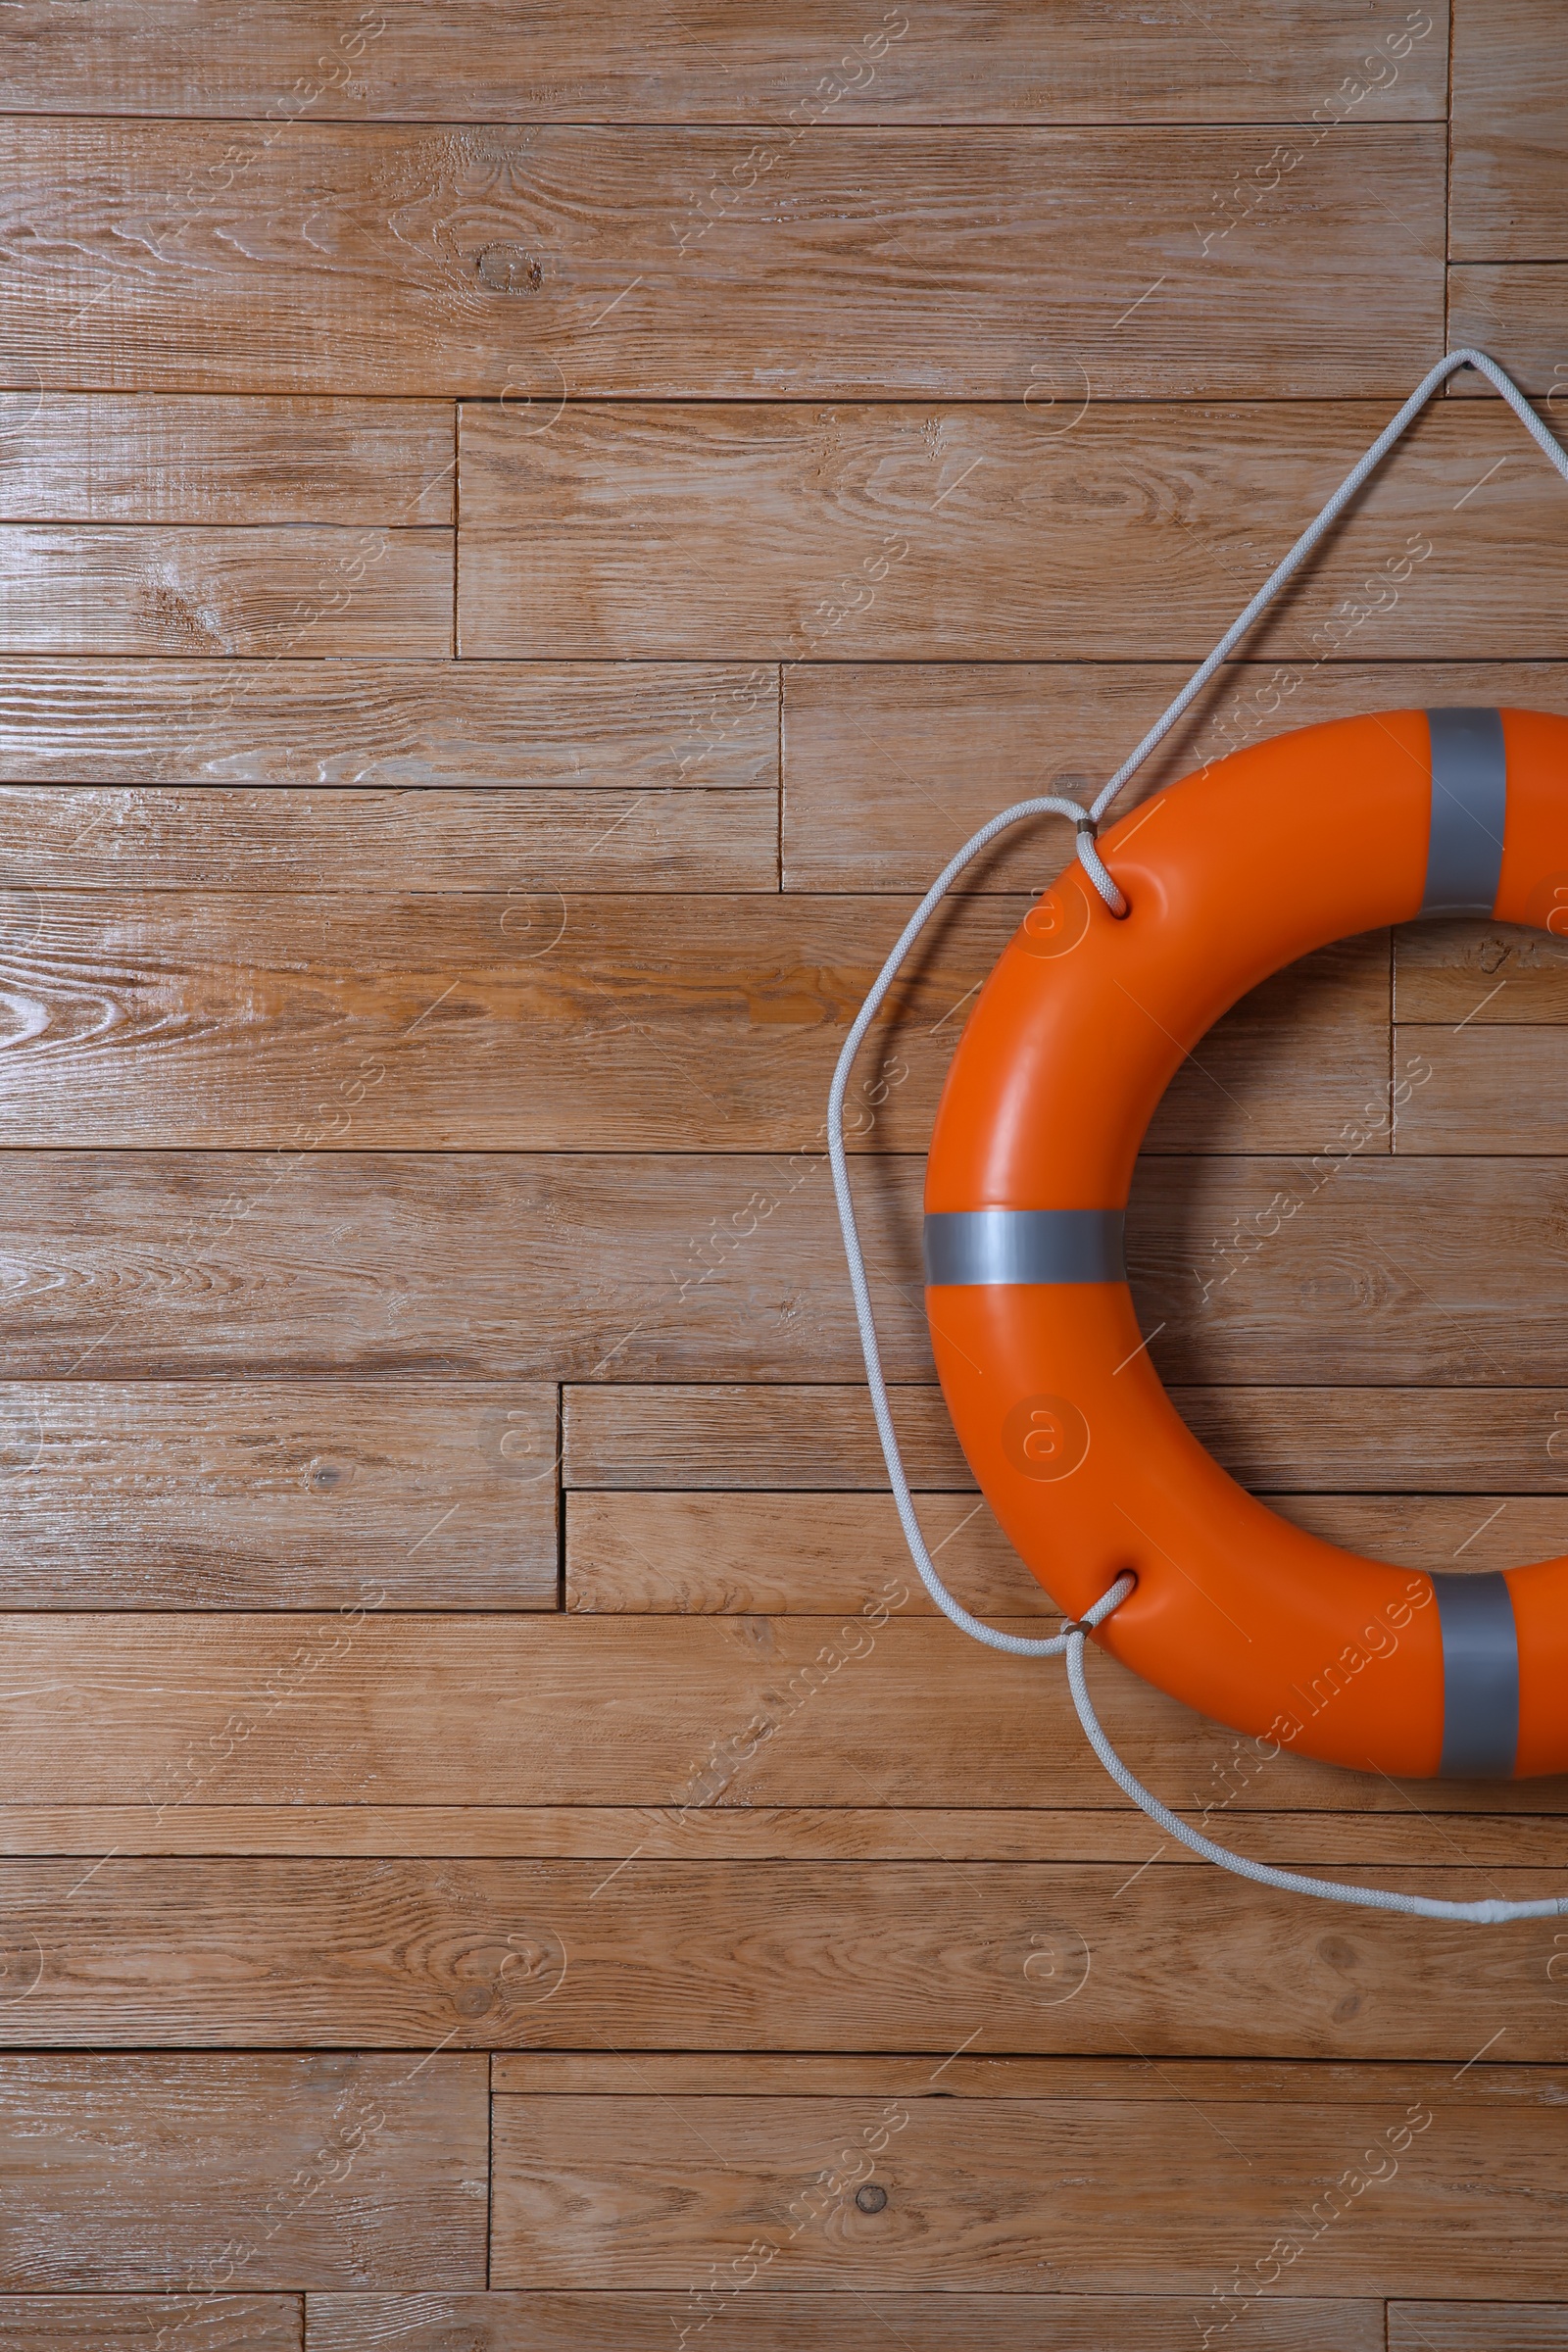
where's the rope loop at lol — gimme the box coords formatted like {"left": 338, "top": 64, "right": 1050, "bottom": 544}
{"left": 829, "top": 347, "right": 1568, "bottom": 1924}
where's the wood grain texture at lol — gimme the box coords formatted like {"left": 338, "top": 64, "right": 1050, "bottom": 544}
{"left": 0, "top": 397, "right": 453, "bottom": 523}
{"left": 0, "top": 527, "right": 453, "bottom": 656}
{"left": 0, "top": 123, "right": 1443, "bottom": 398}
{"left": 564, "top": 1384, "right": 971, "bottom": 1489}
{"left": 488, "top": 2082, "right": 1563, "bottom": 2290}
{"left": 565, "top": 1491, "right": 1043, "bottom": 1611}
{"left": 0, "top": 1612, "right": 1558, "bottom": 1816}
{"left": 1126, "top": 1151, "right": 1568, "bottom": 1387}
{"left": 0, "top": 786, "right": 777, "bottom": 892}
{"left": 1393, "top": 918, "right": 1568, "bottom": 1131}
{"left": 563, "top": 1379, "right": 1568, "bottom": 1496}
{"left": 0, "top": 897, "right": 1386, "bottom": 1152}
{"left": 4, "top": 1806, "right": 1565, "bottom": 1867}
{"left": 2, "top": 1152, "right": 1564, "bottom": 1387}
{"left": 0, "top": 1380, "right": 556, "bottom": 1609}
{"left": 490, "top": 2051, "right": 1568, "bottom": 2096}
{"left": 1390, "top": 2309, "right": 1568, "bottom": 2351}
{"left": 1, "top": 1857, "right": 1567, "bottom": 2048}
{"left": 0, "top": 2300, "right": 301, "bottom": 2350}
{"left": 0, "top": 891, "right": 1005, "bottom": 1152}
{"left": 0, "top": 660, "right": 776, "bottom": 790}
{"left": 1396, "top": 1029, "right": 1568, "bottom": 1152}
{"left": 306, "top": 2291, "right": 1383, "bottom": 2350}
{"left": 0, "top": 1, "right": 1449, "bottom": 122}
{"left": 458, "top": 402, "right": 1559, "bottom": 662}
{"left": 566, "top": 1492, "right": 1568, "bottom": 1611}
{"left": 0, "top": 2055, "right": 485, "bottom": 2289}
{"left": 0, "top": 1152, "right": 937, "bottom": 1385}
{"left": 1396, "top": 920, "right": 1568, "bottom": 1020}
{"left": 1446, "top": 271, "right": 1568, "bottom": 398}
{"left": 1450, "top": 0, "right": 1568, "bottom": 257}
{"left": 782, "top": 660, "right": 1568, "bottom": 891}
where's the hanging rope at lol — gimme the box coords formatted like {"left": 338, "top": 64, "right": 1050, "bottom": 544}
{"left": 828, "top": 347, "right": 1568, "bottom": 1924}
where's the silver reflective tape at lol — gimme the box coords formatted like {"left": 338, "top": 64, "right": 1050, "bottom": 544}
{"left": 1432, "top": 1570, "right": 1519, "bottom": 1779}
{"left": 923, "top": 1207, "right": 1126, "bottom": 1286}
{"left": 1422, "top": 708, "right": 1506, "bottom": 916}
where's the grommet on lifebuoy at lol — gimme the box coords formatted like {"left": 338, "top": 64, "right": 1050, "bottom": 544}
{"left": 924, "top": 707, "right": 1568, "bottom": 1781}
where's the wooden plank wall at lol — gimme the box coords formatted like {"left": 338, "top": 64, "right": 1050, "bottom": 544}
{"left": 0, "top": 2, "right": 1563, "bottom": 2343}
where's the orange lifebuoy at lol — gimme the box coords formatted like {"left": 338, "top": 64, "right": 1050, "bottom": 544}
{"left": 925, "top": 707, "right": 1568, "bottom": 1780}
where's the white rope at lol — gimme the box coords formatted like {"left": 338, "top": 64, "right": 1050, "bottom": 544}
{"left": 829, "top": 348, "right": 1568, "bottom": 1922}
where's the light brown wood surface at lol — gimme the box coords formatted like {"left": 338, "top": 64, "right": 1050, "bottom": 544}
{"left": 489, "top": 2050, "right": 1568, "bottom": 2095}
{"left": 0, "top": 2300, "right": 302, "bottom": 2350}
{"left": 306, "top": 2292, "right": 1384, "bottom": 2349}
{"left": 1450, "top": 0, "right": 1568, "bottom": 256}
{"left": 783, "top": 660, "right": 1568, "bottom": 891}
{"left": 0, "top": 660, "right": 776, "bottom": 790}
{"left": 1390, "top": 2311, "right": 1568, "bottom": 2350}
{"left": 0, "top": 1380, "right": 557, "bottom": 1607}
{"left": 0, "top": 2055, "right": 486, "bottom": 2287}
{"left": 0, "top": 1151, "right": 1563, "bottom": 1385}
{"left": 0, "top": 1612, "right": 1555, "bottom": 1817}
{"left": 459, "top": 402, "right": 1565, "bottom": 661}
{"left": 0, "top": 899, "right": 1386, "bottom": 1151}
{"left": 2, "top": 1856, "right": 1568, "bottom": 2049}
{"left": 0, "top": 2, "right": 1450, "bottom": 122}
{"left": 1, "top": 1, "right": 1562, "bottom": 2335}
{"left": 0, "top": 525, "right": 454, "bottom": 655}
{"left": 487, "top": 2080, "right": 1567, "bottom": 2290}
{"left": 1447, "top": 268, "right": 1568, "bottom": 394}
{"left": 0, "top": 396, "right": 454, "bottom": 522}
{"left": 0, "top": 125, "right": 1443, "bottom": 397}
{"left": 565, "top": 1491, "right": 1568, "bottom": 1610}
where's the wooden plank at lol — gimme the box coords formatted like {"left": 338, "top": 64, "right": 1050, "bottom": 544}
{"left": 4, "top": 1806, "right": 1567, "bottom": 1867}
{"left": 0, "top": 2300, "right": 301, "bottom": 2350}
{"left": 1396, "top": 921, "right": 1568, "bottom": 1021}
{"left": 458, "top": 402, "right": 1561, "bottom": 662}
{"left": 1391, "top": 2309, "right": 1568, "bottom": 2351}
{"left": 1126, "top": 1151, "right": 1568, "bottom": 1388}
{"left": 0, "top": 397, "right": 453, "bottom": 523}
{"left": 0, "top": 891, "right": 1002, "bottom": 1152}
{"left": 2, "top": 1857, "right": 1568, "bottom": 2047}
{"left": 1447, "top": 271, "right": 1568, "bottom": 399}
{"left": 306, "top": 2291, "right": 1383, "bottom": 2351}
{"left": 0, "top": 787, "right": 776, "bottom": 892}
{"left": 0, "top": 896, "right": 1385, "bottom": 1152}
{"left": 1133, "top": 1390, "right": 1568, "bottom": 1494}
{"left": 1395, "top": 1030, "right": 1568, "bottom": 1152}
{"left": 1450, "top": 0, "right": 1568, "bottom": 258}
{"left": 0, "top": 527, "right": 452, "bottom": 656}
{"left": 566, "top": 1492, "right": 1040, "bottom": 1611}
{"left": 0, "top": 2055, "right": 485, "bottom": 2288}
{"left": 0, "top": 660, "right": 776, "bottom": 790}
{"left": 488, "top": 2082, "right": 1565, "bottom": 2291}
{"left": 0, "top": 1152, "right": 938, "bottom": 1385}
{"left": 781, "top": 660, "right": 1568, "bottom": 892}
{"left": 0, "top": 123, "right": 1443, "bottom": 398}
{"left": 0, "top": 1380, "right": 556, "bottom": 1609}
{"left": 565, "top": 1492, "right": 1568, "bottom": 1611}
{"left": 489, "top": 2051, "right": 1568, "bottom": 2098}
{"left": 0, "top": 2, "right": 1449, "bottom": 122}
{"left": 564, "top": 1385, "right": 971, "bottom": 1490}
{"left": 564, "top": 1380, "right": 1568, "bottom": 1495}
{"left": 5, "top": 1152, "right": 1568, "bottom": 1388}
{"left": 0, "top": 1611, "right": 1559, "bottom": 1816}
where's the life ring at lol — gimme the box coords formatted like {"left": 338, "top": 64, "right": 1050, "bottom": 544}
{"left": 924, "top": 706, "right": 1568, "bottom": 1781}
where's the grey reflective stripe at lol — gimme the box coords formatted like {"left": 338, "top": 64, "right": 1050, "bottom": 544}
{"left": 924, "top": 1207, "right": 1126, "bottom": 1286}
{"left": 1422, "top": 707, "right": 1506, "bottom": 915}
{"left": 1432, "top": 1570, "right": 1519, "bottom": 1779}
